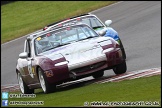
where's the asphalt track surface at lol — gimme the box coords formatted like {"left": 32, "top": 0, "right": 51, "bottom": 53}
{"left": 1, "top": 1, "right": 161, "bottom": 85}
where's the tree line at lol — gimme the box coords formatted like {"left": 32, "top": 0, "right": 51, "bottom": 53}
{"left": 1, "top": 1, "right": 15, "bottom": 6}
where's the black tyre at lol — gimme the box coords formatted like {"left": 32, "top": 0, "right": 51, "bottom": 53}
{"left": 38, "top": 68, "right": 56, "bottom": 93}
{"left": 113, "top": 61, "right": 127, "bottom": 74}
{"left": 118, "top": 38, "right": 126, "bottom": 60}
{"left": 17, "top": 73, "right": 34, "bottom": 94}
{"left": 92, "top": 71, "right": 104, "bottom": 79}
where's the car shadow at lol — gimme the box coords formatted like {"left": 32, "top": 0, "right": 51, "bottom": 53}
{"left": 36, "top": 75, "right": 116, "bottom": 94}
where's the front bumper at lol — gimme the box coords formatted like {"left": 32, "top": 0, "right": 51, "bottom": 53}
{"left": 45, "top": 48, "right": 124, "bottom": 84}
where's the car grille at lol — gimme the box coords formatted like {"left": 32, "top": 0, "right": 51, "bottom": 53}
{"left": 71, "top": 61, "right": 106, "bottom": 73}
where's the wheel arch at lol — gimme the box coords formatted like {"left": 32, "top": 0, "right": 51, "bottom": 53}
{"left": 36, "top": 65, "right": 44, "bottom": 79}
{"left": 16, "top": 69, "right": 19, "bottom": 75}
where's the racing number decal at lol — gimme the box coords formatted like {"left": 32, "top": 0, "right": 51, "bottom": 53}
{"left": 28, "top": 61, "right": 34, "bottom": 78}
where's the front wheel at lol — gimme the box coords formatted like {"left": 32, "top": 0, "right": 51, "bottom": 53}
{"left": 113, "top": 61, "right": 127, "bottom": 74}
{"left": 17, "top": 73, "right": 34, "bottom": 94}
{"left": 38, "top": 68, "right": 56, "bottom": 93}
{"left": 118, "top": 38, "right": 126, "bottom": 60}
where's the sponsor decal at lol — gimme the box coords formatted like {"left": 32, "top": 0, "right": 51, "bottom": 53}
{"left": 32, "top": 67, "right": 35, "bottom": 74}
{"left": 28, "top": 61, "right": 34, "bottom": 78}
{"left": 45, "top": 71, "right": 53, "bottom": 77}
{"left": 36, "top": 37, "right": 41, "bottom": 41}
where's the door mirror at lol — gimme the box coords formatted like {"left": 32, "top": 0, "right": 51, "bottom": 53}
{"left": 98, "top": 28, "right": 107, "bottom": 36}
{"left": 19, "top": 52, "right": 28, "bottom": 59}
{"left": 105, "top": 20, "right": 112, "bottom": 27}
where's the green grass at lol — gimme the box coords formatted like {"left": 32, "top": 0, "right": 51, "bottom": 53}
{"left": 6, "top": 75, "right": 161, "bottom": 107}
{"left": 1, "top": 1, "right": 117, "bottom": 43}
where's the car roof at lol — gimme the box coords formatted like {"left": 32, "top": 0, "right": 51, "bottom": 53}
{"left": 46, "top": 13, "right": 91, "bottom": 27}
{"left": 27, "top": 13, "right": 97, "bottom": 40}
{"left": 44, "top": 13, "right": 98, "bottom": 31}
{"left": 27, "top": 23, "right": 94, "bottom": 41}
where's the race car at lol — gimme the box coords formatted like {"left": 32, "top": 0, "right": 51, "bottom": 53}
{"left": 16, "top": 24, "right": 127, "bottom": 94}
{"left": 43, "top": 13, "right": 126, "bottom": 59}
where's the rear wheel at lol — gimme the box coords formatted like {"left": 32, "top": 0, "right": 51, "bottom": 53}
{"left": 92, "top": 71, "right": 104, "bottom": 79}
{"left": 17, "top": 73, "right": 34, "bottom": 94}
{"left": 38, "top": 68, "right": 56, "bottom": 93}
{"left": 113, "top": 61, "right": 127, "bottom": 74}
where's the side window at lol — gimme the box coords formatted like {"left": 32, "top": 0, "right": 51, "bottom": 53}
{"left": 25, "top": 40, "right": 31, "bottom": 57}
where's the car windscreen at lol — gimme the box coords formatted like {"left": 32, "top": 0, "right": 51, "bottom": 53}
{"left": 34, "top": 25, "right": 99, "bottom": 55}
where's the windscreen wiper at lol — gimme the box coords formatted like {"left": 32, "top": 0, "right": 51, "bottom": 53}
{"left": 78, "top": 36, "right": 98, "bottom": 41}
{"left": 57, "top": 43, "right": 70, "bottom": 47}
{"left": 93, "top": 26, "right": 104, "bottom": 29}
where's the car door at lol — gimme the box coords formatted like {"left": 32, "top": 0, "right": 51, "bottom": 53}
{"left": 21, "top": 39, "right": 36, "bottom": 85}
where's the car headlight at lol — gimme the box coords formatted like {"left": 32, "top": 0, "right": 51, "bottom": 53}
{"left": 102, "top": 48, "right": 114, "bottom": 53}
{"left": 98, "top": 39, "right": 112, "bottom": 46}
{"left": 45, "top": 53, "right": 63, "bottom": 61}
{"left": 54, "top": 61, "right": 69, "bottom": 66}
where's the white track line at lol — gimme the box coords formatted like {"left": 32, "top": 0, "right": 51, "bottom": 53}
{"left": 1, "top": 84, "right": 19, "bottom": 86}
{"left": 114, "top": 71, "right": 161, "bottom": 82}
{"left": 1, "top": 85, "right": 19, "bottom": 89}
{"left": 98, "top": 67, "right": 161, "bottom": 83}
{"left": 1, "top": 30, "right": 42, "bottom": 46}
{"left": 90, "top": 1, "right": 123, "bottom": 13}
{"left": 129, "top": 71, "right": 160, "bottom": 79}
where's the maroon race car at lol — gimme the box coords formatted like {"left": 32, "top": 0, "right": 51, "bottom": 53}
{"left": 16, "top": 23, "right": 127, "bottom": 94}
